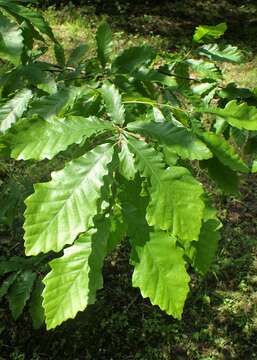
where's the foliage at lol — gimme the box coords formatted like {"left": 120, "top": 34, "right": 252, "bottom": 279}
{"left": 0, "top": 2, "right": 256, "bottom": 331}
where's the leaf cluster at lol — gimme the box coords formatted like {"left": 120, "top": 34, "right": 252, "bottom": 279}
{"left": 0, "top": 5, "right": 256, "bottom": 329}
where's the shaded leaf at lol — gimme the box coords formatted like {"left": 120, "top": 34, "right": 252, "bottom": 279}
{"left": 0, "top": 0, "right": 55, "bottom": 41}
{"left": 119, "top": 176, "right": 150, "bottom": 264}
{"left": 112, "top": 46, "right": 156, "bottom": 74}
{"left": 219, "top": 83, "right": 254, "bottom": 100}
{"left": 28, "top": 87, "right": 80, "bottom": 121}
{"left": 7, "top": 270, "right": 36, "bottom": 320}
{"left": 201, "top": 157, "right": 239, "bottom": 194}
{"left": 132, "top": 67, "right": 178, "bottom": 88}
{"left": 67, "top": 44, "right": 88, "bottom": 66}
{"left": 0, "top": 272, "right": 19, "bottom": 299}
{"left": 88, "top": 216, "right": 111, "bottom": 303}
{"left": 106, "top": 208, "right": 126, "bottom": 253}
{"left": 29, "top": 277, "right": 44, "bottom": 329}
{"left": 96, "top": 21, "right": 112, "bottom": 67}
{"left": 193, "top": 219, "right": 221, "bottom": 273}
{"left": 0, "top": 257, "right": 25, "bottom": 275}
{"left": 54, "top": 42, "right": 65, "bottom": 67}
{"left": 198, "top": 131, "right": 249, "bottom": 173}
{"left": 186, "top": 198, "right": 222, "bottom": 274}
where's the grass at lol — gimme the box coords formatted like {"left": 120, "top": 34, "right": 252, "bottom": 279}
{"left": 43, "top": 4, "right": 168, "bottom": 60}
{"left": 43, "top": 3, "right": 257, "bottom": 90}
{"left": 223, "top": 59, "right": 257, "bottom": 88}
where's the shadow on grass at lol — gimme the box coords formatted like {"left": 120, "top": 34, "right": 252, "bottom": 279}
{"left": 43, "top": 0, "right": 257, "bottom": 52}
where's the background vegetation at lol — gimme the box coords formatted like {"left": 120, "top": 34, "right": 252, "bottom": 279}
{"left": 0, "top": 1, "right": 256, "bottom": 359}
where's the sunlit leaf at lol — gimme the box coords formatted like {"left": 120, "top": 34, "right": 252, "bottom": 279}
{"left": 133, "top": 231, "right": 190, "bottom": 319}
{"left": 24, "top": 144, "right": 114, "bottom": 255}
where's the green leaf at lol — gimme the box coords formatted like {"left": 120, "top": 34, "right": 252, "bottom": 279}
{"left": 0, "top": 272, "right": 18, "bottom": 299}
{"left": 204, "top": 100, "right": 257, "bottom": 131}
{"left": 147, "top": 167, "right": 205, "bottom": 243}
{"left": 118, "top": 136, "right": 137, "bottom": 180}
{"left": 112, "top": 46, "right": 156, "bottom": 74}
{"left": 24, "top": 143, "right": 114, "bottom": 255}
{"left": 191, "top": 82, "right": 217, "bottom": 105}
{"left": 0, "top": 0, "right": 55, "bottom": 42}
{"left": 219, "top": 83, "right": 254, "bottom": 100}
{"left": 127, "top": 136, "right": 165, "bottom": 183}
{"left": 43, "top": 232, "right": 93, "bottom": 329}
{"left": 0, "top": 257, "right": 25, "bottom": 275}
{"left": 28, "top": 87, "right": 80, "bottom": 121}
{"left": 96, "top": 21, "right": 113, "bottom": 67}
{"left": 162, "top": 146, "right": 178, "bottom": 166}
{"left": 54, "top": 42, "right": 65, "bottom": 67}
{"left": 67, "top": 44, "right": 88, "bottom": 66}
{"left": 152, "top": 107, "right": 165, "bottom": 122}
{"left": 201, "top": 157, "right": 239, "bottom": 194}
{"left": 230, "top": 127, "right": 248, "bottom": 147}
{"left": 193, "top": 23, "right": 227, "bottom": 43}
{"left": 252, "top": 157, "right": 257, "bottom": 173}
{"left": 0, "top": 89, "right": 32, "bottom": 133}
{"left": 192, "top": 83, "right": 215, "bottom": 96}
{"left": 101, "top": 83, "right": 125, "bottom": 125}
{"left": 87, "top": 216, "right": 111, "bottom": 303}
{"left": 193, "top": 219, "right": 221, "bottom": 274}
{"left": 119, "top": 176, "right": 149, "bottom": 264}
{"left": 7, "top": 270, "right": 36, "bottom": 320}
{"left": 1, "top": 62, "right": 56, "bottom": 94}
{"left": 132, "top": 231, "right": 190, "bottom": 319}
{"left": 37, "top": 73, "right": 57, "bottom": 96}
{"left": 197, "top": 43, "right": 243, "bottom": 63}
{"left": 198, "top": 131, "right": 249, "bottom": 173}
{"left": 43, "top": 217, "right": 110, "bottom": 329}
{"left": 122, "top": 96, "right": 156, "bottom": 107}
{"left": 106, "top": 210, "right": 126, "bottom": 253}
{"left": 21, "top": 17, "right": 45, "bottom": 46}
{"left": 186, "top": 59, "right": 222, "bottom": 80}
{"left": 70, "top": 92, "right": 101, "bottom": 118}
{"left": 7, "top": 116, "right": 114, "bottom": 160}
{"left": 128, "top": 121, "right": 212, "bottom": 160}
{"left": 132, "top": 67, "right": 178, "bottom": 88}
{"left": 187, "top": 200, "right": 222, "bottom": 274}
{"left": 14, "top": 0, "right": 39, "bottom": 3}
{"left": 0, "top": 14, "right": 23, "bottom": 65}
{"left": 29, "top": 278, "right": 44, "bottom": 329}
{"left": 0, "top": 256, "right": 46, "bottom": 276}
